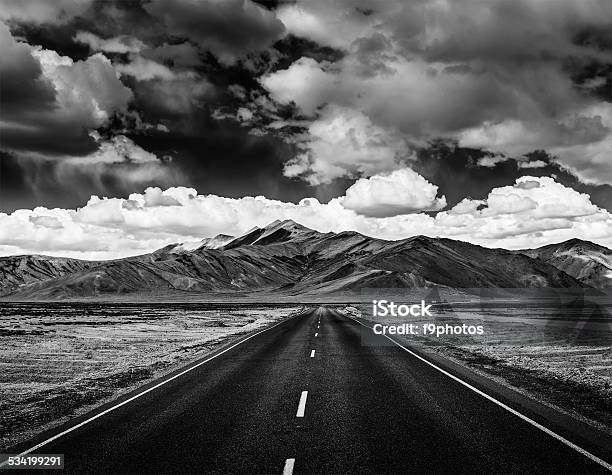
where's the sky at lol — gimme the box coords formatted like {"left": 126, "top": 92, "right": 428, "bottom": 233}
{"left": 0, "top": 0, "right": 611, "bottom": 259}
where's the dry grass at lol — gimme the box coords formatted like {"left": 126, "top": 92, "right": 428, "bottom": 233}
{"left": 0, "top": 303, "right": 301, "bottom": 449}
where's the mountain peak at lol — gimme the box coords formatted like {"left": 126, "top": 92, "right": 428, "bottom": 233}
{"left": 519, "top": 238, "right": 612, "bottom": 288}
{"left": 559, "top": 238, "right": 605, "bottom": 250}
{"left": 222, "top": 220, "right": 316, "bottom": 250}
{"left": 161, "top": 233, "right": 235, "bottom": 254}
{"left": 251, "top": 219, "right": 316, "bottom": 246}
{"left": 262, "top": 219, "right": 313, "bottom": 233}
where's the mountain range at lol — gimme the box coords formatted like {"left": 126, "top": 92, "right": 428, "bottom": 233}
{"left": 0, "top": 220, "right": 610, "bottom": 300}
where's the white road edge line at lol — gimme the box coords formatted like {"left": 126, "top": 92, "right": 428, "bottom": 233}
{"left": 296, "top": 391, "right": 308, "bottom": 417}
{"left": 343, "top": 313, "right": 612, "bottom": 472}
{"left": 310, "top": 350, "right": 315, "bottom": 358}
{"left": 0, "top": 310, "right": 308, "bottom": 464}
{"left": 282, "top": 458, "right": 295, "bottom": 475}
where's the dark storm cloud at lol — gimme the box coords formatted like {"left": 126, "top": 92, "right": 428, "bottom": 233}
{"left": 0, "top": 151, "right": 32, "bottom": 211}
{"left": 0, "top": 149, "right": 183, "bottom": 212}
{"left": 1, "top": 0, "right": 610, "bottom": 231}
{"left": 0, "top": 121, "right": 347, "bottom": 213}
{"left": 265, "top": 0, "right": 612, "bottom": 185}
{"left": 0, "top": 0, "right": 94, "bottom": 25}
{"left": 126, "top": 115, "right": 347, "bottom": 204}
{"left": 0, "top": 22, "right": 98, "bottom": 155}
{"left": 411, "top": 143, "right": 612, "bottom": 213}
{"left": 144, "top": 42, "right": 202, "bottom": 68}
{"left": 273, "top": 35, "right": 345, "bottom": 70}
{"left": 11, "top": 22, "right": 93, "bottom": 61}
{"left": 0, "top": 21, "right": 134, "bottom": 156}
{"left": 0, "top": 23, "right": 56, "bottom": 112}
{"left": 143, "top": 0, "right": 286, "bottom": 64}
{"left": 0, "top": 0, "right": 351, "bottom": 212}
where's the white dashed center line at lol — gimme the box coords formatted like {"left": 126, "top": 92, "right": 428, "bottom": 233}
{"left": 296, "top": 391, "right": 308, "bottom": 417}
{"left": 315, "top": 332, "right": 318, "bottom": 337}
{"left": 310, "top": 349, "right": 315, "bottom": 358}
{"left": 283, "top": 458, "right": 295, "bottom": 475}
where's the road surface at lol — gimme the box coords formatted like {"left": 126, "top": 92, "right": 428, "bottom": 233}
{"left": 6, "top": 307, "right": 612, "bottom": 474}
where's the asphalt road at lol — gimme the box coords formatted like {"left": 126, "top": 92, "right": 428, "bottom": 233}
{"left": 7, "top": 307, "right": 612, "bottom": 474}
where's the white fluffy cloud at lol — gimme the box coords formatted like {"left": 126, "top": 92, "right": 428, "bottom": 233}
{"left": 260, "top": 57, "right": 337, "bottom": 116}
{"left": 1, "top": 176, "right": 610, "bottom": 259}
{"left": 32, "top": 48, "right": 133, "bottom": 128}
{"left": 283, "top": 104, "right": 410, "bottom": 184}
{"left": 342, "top": 168, "right": 447, "bottom": 217}
{"left": 276, "top": 3, "right": 372, "bottom": 49}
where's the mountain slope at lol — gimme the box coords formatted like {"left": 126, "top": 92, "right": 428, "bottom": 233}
{"left": 519, "top": 239, "right": 612, "bottom": 288}
{"left": 0, "top": 255, "right": 97, "bottom": 296}
{"left": 0, "top": 220, "right": 595, "bottom": 299}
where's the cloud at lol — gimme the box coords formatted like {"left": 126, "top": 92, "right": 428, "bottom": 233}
{"left": 276, "top": 2, "right": 373, "bottom": 50}
{"left": 0, "top": 21, "right": 56, "bottom": 114}
{"left": 282, "top": 104, "right": 411, "bottom": 184}
{"left": 459, "top": 106, "right": 612, "bottom": 183}
{"left": 64, "top": 134, "right": 161, "bottom": 165}
{"left": 1, "top": 176, "right": 610, "bottom": 259}
{"left": 5, "top": 135, "right": 181, "bottom": 215}
{"left": 261, "top": 0, "right": 612, "bottom": 184}
{"left": 51, "top": 135, "right": 178, "bottom": 195}
{"left": 0, "top": 0, "right": 93, "bottom": 24}
{"left": 477, "top": 156, "right": 508, "bottom": 168}
{"left": 518, "top": 160, "right": 547, "bottom": 169}
{"left": 33, "top": 48, "right": 132, "bottom": 126}
{"left": 144, "top": 0, "right": 286, "bottom": 64}
{"left": 437, "top": 177, "right": 604, "bottom": 245}
{"left": 260, "top": 56, "right": 337, "bottom": 116}
{"left": 132, "top": 74, "right": 213, "bottom": 115}
{"left": 341, "top": 168, "right": 447, "bottom": 216}
{"left": 144, "top": 42, "right": 202, "bottom": 68}
{"left": 0, "top": 22, "right": 133, "bottom": 155}
{"left": 73, "top": 31, "right": 145, "bottom": 54}
{"left": 236, "top": 107, "right": 254, "bottom": 122}
{"left": 115, "top": 56, "right": 178, "bottom": 81}
{"left": 28, "top": 215, "right": 63, "bottom": 229}
{"left": 548, "top": 104, "right": 612, "bottom": 184}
